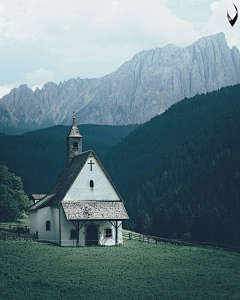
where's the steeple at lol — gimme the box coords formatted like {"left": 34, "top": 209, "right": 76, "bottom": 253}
{"left": 67, "top": 117, "right": 82, "bottom": 165}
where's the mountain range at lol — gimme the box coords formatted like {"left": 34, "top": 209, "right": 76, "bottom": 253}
{"left": 1, "top": 32, "right": 240, "bottom": 132}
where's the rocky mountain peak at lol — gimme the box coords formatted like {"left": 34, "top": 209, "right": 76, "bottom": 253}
{"left": 0, "top": 32, "right": 240, "bottom": 131}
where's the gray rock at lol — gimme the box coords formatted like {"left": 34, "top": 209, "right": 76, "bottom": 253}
{"left": 0, "top": 32, "right": 239, "bottom": 129}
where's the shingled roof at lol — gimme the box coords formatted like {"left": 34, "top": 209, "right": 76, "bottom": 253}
{"left": 28, "top": 194, "right": 56, "bottom": 211}
{"left": 28, "top": 149, "right": 124, "bottom": 211}
{"left": 67, "top": 117, "right": 82, "bottom": 138}
{"left": 62, "top": 201, "right": 129, "bottom": 220}
{"left": 30, "top": 194, "right": 47, "bottom": 201}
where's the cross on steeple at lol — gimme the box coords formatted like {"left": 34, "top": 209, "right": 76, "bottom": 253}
{"left": 88, "top": 160, "right": 95, "bottom": 171}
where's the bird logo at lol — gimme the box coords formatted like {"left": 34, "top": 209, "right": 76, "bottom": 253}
{"left": 227, "top": 3, "right": 238, "bottom": 26}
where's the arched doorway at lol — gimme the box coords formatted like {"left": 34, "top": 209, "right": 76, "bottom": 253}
{"left": 86, "top": 224, "right": 98, "bottom": 246}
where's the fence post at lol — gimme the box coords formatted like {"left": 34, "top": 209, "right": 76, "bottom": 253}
{"left": 155, "top": 239, "right": 157, "bottom": 245}
{"left": 206, "top": 240, "right": 208, "bottom": 247}
{"left": 148, "top": 237, "right": 149, "bottom": 244}
{"left": 129, "top": 233, "right": 131, "bottom": 240}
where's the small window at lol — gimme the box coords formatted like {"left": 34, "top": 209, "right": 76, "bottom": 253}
{"left": 105, "top": 228, "right": 112, "bottom": 238}
{"left": 46, "top": 221, "right": 51, "bottom": 231}
{"left": 73, "top": 142, "right": 78, "bottom": 148}
{"left": 90, "top": 180, "right": 94, "bottom": 188}
{"left": 70, "top": 230, "right": 77, "bottom": 239}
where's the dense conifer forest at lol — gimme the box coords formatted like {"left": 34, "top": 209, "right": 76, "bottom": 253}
{"left": 102, "top": 84, "right": 240, "bottom": 245}
{"left": 0, "top": 124, "right": 137, "bottom": 195}
{"left": 127, "top": 101, "right": 240, "bottom": 245}
{"left": 103, "top": 85, "right": 240, "bottom": 200}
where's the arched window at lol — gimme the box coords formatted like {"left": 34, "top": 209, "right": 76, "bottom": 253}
{"left": 90, "top": 180, "right": 94, "bottom": 188}
{"left": 46, "top": 221, "right": 51, "bottom": 231}
{"left": 73, "top": 142, "right": 78, "bottom": 148}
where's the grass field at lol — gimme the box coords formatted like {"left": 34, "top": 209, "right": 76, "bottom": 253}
{"left": 0, "top": 237, "right": 240, "bottom": 300}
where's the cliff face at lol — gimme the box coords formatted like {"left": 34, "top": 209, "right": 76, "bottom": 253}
{"left": 1, "top": 32, "right": 240, "bottom": 130}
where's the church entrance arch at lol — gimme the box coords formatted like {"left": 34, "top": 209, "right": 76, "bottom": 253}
{"left": 86, "top": 224, "right": 98, "bottom": 246}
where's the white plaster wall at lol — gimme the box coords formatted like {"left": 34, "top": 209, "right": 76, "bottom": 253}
{"left": 60, "top": 208, "right": 123, "bottom": 246}
{"left": 61, "top": 207, "right": 81, "bottom": 246}
{"left": 53, "top": 207, "right": 60, "bottom": 244}
{"left": 29, "top": 211, "right": 38, "bottom": 234}
{"left": 63, "top": 155, "right": 120, "bottom": 201}
{"left": 97, "top": 221, "right": 123, "bottom": 246}
{"left": 37, "top": 206, "right": 57, "bottom": 243}
{"left": 32, "top": 205, "right": 124, "bottom": 246}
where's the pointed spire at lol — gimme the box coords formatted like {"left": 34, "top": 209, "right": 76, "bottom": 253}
{"left": 67, "top": 117, "right": 82, "bottom": 138}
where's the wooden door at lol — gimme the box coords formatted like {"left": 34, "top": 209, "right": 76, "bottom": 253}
{"left": 86, "top": 225, "right": 98, "bottom": 246}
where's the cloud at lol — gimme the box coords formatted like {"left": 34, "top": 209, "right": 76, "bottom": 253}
{"left": 1, "top": 0, "right": 238, "bottom": 92}
{"left": 0, "top": 0, "right": 200, "bottom": 62}
{"left": 0, "top": 68, "right": 53, "bottom": 98}
{"left": 200, "top": 0, "right": 240, "bottom": 49}
{"left": 0, "top": 84, "right": 14, "bottom": 98}
{"left": 24, "top": 68, "right": 54, "bottom": 88}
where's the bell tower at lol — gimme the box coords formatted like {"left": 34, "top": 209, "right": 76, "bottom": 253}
{"left": 67, "top": 117, "right": 82, "bottom": 165}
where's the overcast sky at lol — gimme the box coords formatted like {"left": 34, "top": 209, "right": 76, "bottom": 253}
{"left": 0, "top": 0, "right": 240, "bottom": 98}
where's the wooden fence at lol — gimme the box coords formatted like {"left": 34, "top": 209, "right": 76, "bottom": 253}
{"left": 0, "top": 223, "right": 29, "bottom": 233}
{"left": 0, "top": 230, "right": 36, "bottom": 241}
{"left": 122, "top": 231, "right": 240, "bottom": 254}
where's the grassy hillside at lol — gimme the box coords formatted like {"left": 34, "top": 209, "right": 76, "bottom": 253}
{"left": 0, "top": 238, "right": 240, "bottom": 300}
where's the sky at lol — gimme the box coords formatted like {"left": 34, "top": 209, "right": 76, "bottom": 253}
{"left": 0, "top": 0, "right": 240, "bottom": 98}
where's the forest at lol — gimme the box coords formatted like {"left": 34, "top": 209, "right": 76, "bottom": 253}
{"left": 127, "top": 101, "right": 240, "bottom": 246}
{"left": 1, "top": 83, "right": 240, "bottom": 245}
{"left": 0, "top": 124, "right": 137, "bottom": 195}
{"left": 102, "top": 84, "right": 240, "bottom": 245}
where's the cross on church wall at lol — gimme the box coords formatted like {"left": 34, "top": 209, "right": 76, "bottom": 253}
{"left": 88, "top": 160, "right": 95, "bottom": 171}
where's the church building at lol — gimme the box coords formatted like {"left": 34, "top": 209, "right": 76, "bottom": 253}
{"left": 28, "top": 118, "right": 129, "bottom": 246}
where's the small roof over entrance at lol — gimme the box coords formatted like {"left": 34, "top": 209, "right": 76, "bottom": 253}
{"left": 62, "top": 201, "right": 129, "bottom": 221}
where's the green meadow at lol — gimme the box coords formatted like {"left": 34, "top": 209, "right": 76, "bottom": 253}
{"left": 1, "top": 237, "right": 240, "bottom": 300}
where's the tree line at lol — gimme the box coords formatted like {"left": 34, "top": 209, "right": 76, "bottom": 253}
{"left": 126, "top": 101, "right": 240, "bottom": 246}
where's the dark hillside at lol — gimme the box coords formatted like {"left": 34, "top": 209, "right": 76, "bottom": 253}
{"left": 103, "top": 84, "right": 240, "bottom": 200}
{"left": 127, "top": 100, "right": 240, "bottom": 245}
{"left": 0, "top": 124, "right": 137, "bottom": 195}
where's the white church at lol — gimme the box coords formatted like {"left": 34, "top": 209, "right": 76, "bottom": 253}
{"left": 28, "top": 118, "right": 129, "bottom": 246}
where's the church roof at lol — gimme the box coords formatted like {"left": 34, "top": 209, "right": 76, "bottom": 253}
{"left": 67, "top": 117, "right": 82, "bottom": 138}
{"left": 28, "top": 194, "right": 56, "bottom": 211}
{"left": 62, "top": 201, "right": 129, "bottom": 220}
{"left": 28, "top": 149, "right": 124, "bottom": 212}
{"left": 30, "top": 194, "right": 47, "bottom": 201}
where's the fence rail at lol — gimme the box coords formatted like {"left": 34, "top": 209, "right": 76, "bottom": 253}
{"left": 0, "top": 230, "right": 36, "bottom": 242}
{"left": 0, "top": 223, "right": 29, "bottom": 233}
{"left": 122, "top": 231, "right": 240, "bottom": 254}
{"left": 1, "top": 226, "right": 239, "bottom": 254}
